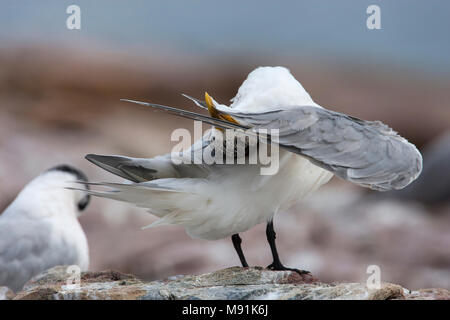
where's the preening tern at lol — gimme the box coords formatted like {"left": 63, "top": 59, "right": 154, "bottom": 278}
{"left": 82, "top": 66, "right": 422, "bottom": 273}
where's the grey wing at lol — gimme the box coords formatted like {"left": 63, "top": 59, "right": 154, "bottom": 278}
{"left": 222, "top": 106, "right": 423, "bottom": 191}
{"left": 116, "top": 98, "right": 422, "bottom": 190}
{"left": 85, "top": 140, "right": 212, "bottom": 182}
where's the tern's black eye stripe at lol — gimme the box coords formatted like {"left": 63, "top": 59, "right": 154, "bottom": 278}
{"left": 47, "top": 164, "right": 91, "bottom": 211}
{"left": 77, "top": 194, "right": 90, "bottom": 211}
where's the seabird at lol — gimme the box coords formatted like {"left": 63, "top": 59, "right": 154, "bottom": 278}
{"left": 82, "top": 66, "right": 422, "bottom": 273}
{"left": 0, "top": 165, "right": 90, "bottom": 292}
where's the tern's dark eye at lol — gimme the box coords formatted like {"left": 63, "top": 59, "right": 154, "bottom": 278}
{"left": 77, "top": 194, "right": 90, "bottom": 211}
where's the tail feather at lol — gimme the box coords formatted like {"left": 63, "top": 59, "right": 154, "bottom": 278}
{"left": 85, "top": 154, "right": 181, "bottom": 183}
{"left": 69, "top": 178, "right": 209, "bottom": 224}
{"left": 77, "top": 180, "right": 184, "bottom": 193}
{"left": 142, "top": 212, "right": 180, "bottom": 229}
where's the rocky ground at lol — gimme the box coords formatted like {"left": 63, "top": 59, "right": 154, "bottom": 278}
{"left": 4, "top": 266, "right": 449, "bottom": 300}
{"left": 0, "top": 46, "right": 449, "bottom": 292}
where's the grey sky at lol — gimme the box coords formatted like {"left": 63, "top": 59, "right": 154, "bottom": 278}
{"left": 1, "top": 1, "right": 449, "bottom": 74}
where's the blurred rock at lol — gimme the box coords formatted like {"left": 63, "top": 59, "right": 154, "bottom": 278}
{"left": 14, "top": 266, "right": 449, "bottom": 300}
{"left": 406, "top": 288, "right": 450, "bottom": 300}
{"left": 0, "top": 286, "right": 15, "bottom": 300}
{"left": 303, "top": 186, "right": 450, "bottom": 289}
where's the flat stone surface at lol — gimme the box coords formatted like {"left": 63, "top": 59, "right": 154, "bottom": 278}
{"left": 12, "top": 266, "right": 450, "bottom": 300}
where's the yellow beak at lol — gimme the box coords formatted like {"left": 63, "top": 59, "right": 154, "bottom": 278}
{"left": 205, "top": 92, "right": 239, "bottom": 124}
{"left": 205, "top": 92, "right": 219, "bottom": 118}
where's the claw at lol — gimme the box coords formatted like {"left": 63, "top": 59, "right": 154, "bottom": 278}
{"left": 266, "top": 263, "right": 310, "bottom": 275}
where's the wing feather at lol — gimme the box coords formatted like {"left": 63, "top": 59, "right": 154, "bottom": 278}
{"left": 120, "top": 98, "right": 422, "bottom": 191}
{"left": 219, "top": 105, "right": 422, "bottom": 191}
{"left": 85, "top": 154, "right": 210, "bottom": 183}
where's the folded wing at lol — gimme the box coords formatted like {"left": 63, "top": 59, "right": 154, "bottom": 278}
{"left": 218, "top": 105, "right": 423, "bottom": 191}
{"left": 119, "top": 98, "right": 423, "bottom": 191}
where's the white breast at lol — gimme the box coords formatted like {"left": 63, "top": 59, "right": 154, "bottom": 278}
{"left": 182, "top": 151, "right": 333, "bottom": 240}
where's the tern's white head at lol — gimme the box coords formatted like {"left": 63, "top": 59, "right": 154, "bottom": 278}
{"left": 2, "top": 165, "right": 90, "bottom": 219}
{"left": 229, "top": 66, "right": 319, "bottom": 112}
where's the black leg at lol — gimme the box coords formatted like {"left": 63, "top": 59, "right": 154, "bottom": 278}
{"left": 231, "top": 234, "right": 249, "bottom": 267}
{"left": 266, "top": 220, "right": 310, "bottom": 275}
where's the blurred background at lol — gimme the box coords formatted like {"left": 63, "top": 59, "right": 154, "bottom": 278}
{"left": 0, "top": 0, "right": 449, "bottom": 290}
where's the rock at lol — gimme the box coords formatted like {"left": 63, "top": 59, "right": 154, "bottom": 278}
{"left": 0, "top": 286, "right": 15, "bottom": 300}
{"left": 405, "top": 288, "right": 450, "bottom": 300}
{"left": 13, "top": 266, "right": 450, "bottom": 300}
